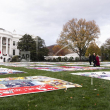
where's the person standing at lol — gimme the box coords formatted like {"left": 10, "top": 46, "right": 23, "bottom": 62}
{"left": 89, "top": 53, "right": 92, "bottom": 65}
{"left": 93, "top": 53, "right": 96, "bottom": 67}
{"left": 96, "top": 55, "right": 100, "bottom": 66}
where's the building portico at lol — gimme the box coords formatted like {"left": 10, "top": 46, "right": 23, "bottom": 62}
{"left": 0, "top": 28, "right": 22, "bottom": 62}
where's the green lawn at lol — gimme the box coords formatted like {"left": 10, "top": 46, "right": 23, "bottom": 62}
{"left": 0, "top": 65, "right": 110, "bottom": 110}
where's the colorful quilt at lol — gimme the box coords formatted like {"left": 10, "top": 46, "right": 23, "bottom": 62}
{"left": 0, "top": 76, "right": 82, "bottom": 97}
{"left": 26, "top": 66, "right": 108, "bottom": 72}
{"left": 0, "top": 68, "right": 25, "bottom": 74}
{"left": 1, "top": 62, "right": 110, "bottom": 68}
{"left": 71, "top": 71, "right": 110, "bottom": 80}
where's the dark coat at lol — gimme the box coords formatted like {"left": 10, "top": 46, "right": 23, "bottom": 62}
{"left": 93, "top": 55, "right": 96, "bottom": 63}
{"left": 89, "top": 55, "right": 92, "bottom": 62}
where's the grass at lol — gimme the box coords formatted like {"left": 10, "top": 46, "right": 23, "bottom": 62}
{"left": 0, "top": 64, "right": 110, "bottom": 110}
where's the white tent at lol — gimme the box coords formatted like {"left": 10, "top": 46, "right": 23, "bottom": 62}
{"left": 65, "top": 53, "right": 79, "bottom": 58}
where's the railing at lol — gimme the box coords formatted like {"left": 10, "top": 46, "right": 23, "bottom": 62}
{"left": 2, "top": 43, "right": 10, "bottom": 46}
{"left": 3, "top": 54, "right": 7, "bottom": 56}
{"left": 2, "top": 43, "right": 6, "bottom": 45}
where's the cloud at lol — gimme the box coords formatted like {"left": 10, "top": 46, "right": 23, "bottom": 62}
{"left": 0, "top": 0, "right": 109, "bottom": 46}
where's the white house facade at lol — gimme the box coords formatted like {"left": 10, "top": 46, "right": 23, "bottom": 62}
{"left": 0, "top": 28, "right": 22, "bottom": 62}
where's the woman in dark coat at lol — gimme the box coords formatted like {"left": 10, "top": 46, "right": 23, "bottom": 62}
{"left": 96, "top": 55, "right": 100, "bottom": 66}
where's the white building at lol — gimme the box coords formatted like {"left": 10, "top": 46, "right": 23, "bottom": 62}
{"left": 0, "top": 28, "right": 22, "bottom": 62}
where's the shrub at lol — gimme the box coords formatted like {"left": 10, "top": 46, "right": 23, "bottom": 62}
{"left": 10, "top": 55, "right": 21, "bottom": 62}
{"left": 63, "top": 57, "right": 68, "bottom": 62}
{"left": 68, "top": 57, "right": 74, "bottom": 62}
{"left": 58, "top": 57, "right": 61, "bottom": 61}
{"left": 52, "top": 58, "right": 56, "bottom": 62}
{"left": 75, "top": 57, "right": 79, "bottom": 61}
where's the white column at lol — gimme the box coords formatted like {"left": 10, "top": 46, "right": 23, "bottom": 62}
{"left": 6, "top": 37, "right": 8, "bottom": 55}
{"left": 9, "top": 38, "right": 11, "bottom": 55}
{"left": 0, "top": 37, "right": 2, "bottom": 55}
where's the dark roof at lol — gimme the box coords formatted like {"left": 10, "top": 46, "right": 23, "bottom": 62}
{"left": 47, "top": 44, "right": 57, "bottom": 51}
{"left": 0, "top": 28, "right": 5, "bottom": 30}
{"left": 46, "top": 44, "right": 56, "bottom": 55}
{"left": 47, "top": 44, "right": 56, "bottom": 48}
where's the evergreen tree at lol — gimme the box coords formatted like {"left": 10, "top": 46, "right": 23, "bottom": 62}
{"left": 35, "top": 36, "right": 49, "bottom": 61}
{"left": 17, "top": 34, "right": 49, "bottom": 61}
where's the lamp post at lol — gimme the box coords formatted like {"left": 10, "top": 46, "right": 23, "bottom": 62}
{"left": 35, "top": 36, "right": 38, "bottom": 61}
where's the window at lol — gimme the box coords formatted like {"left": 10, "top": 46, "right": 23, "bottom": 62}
{"left": 13, "top": 49, "right": 15, "bottom": 55}
{"left": 13, "top": 41, "right": 15, "bottom": 46}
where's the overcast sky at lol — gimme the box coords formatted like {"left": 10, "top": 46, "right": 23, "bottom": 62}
{"left": 0, "top": 0, "right": 110, "bottom": 46}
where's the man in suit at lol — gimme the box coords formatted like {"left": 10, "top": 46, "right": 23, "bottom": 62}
{"left": 93, "top": 53, "right": 96, "bottom": 67}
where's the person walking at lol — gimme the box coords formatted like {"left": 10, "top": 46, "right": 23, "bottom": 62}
{"left": 89, "top": 53, "right": 92, "bottom": 65}
{"left": 96, "top": 55, "right": 100, "bottom": 66}
{"left": 93, "top": 53, "right": 96, "bottom": 67}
